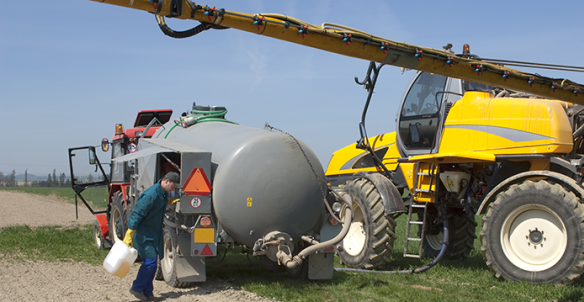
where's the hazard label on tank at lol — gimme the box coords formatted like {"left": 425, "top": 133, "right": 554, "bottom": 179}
{"left": 190, "top": 197, "right": 202, "bottom": 209}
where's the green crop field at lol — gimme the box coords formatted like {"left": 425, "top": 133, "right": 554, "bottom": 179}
{"left": 1, "top": 188, "right": 583, "bottom": 301}
{"left": 0, "top": 186, "right": 109, "bottom": 208}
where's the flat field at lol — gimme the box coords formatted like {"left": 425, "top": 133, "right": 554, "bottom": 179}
{"left": 1, "top": 187, "right": 583, "bottom": 302}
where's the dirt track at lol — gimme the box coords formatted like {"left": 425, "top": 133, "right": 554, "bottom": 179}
{"left": 0, "top": 191, "right": 277, "bottom": 302}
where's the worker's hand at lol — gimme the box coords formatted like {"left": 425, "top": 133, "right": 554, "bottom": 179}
{"left": 168, "top": 198, "right": 180, "bottom": 205}
{"left": 123, "top": 229, "right": 136, "bottom": 247}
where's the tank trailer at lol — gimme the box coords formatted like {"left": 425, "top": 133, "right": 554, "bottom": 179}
{"left": 69, "top": 105, "right": 351, "bottom": 286}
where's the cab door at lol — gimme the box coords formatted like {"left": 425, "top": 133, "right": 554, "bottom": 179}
{"left": 396, "top": 72, "right": 449, "bottom": 157}
{"left": 68, "top": 146, "right": 110, "bottom": 214}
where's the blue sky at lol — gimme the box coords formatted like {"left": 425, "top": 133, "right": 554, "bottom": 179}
{"left": 1, "top": 0, "right": 583, "bottom": 178}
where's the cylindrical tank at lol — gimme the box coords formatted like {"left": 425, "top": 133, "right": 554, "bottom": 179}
{"left": 155, "top": 109, "right": 325, "bottom": 248}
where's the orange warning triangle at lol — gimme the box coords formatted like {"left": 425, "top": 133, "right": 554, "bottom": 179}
{"left": 183, "top": 168, "right": 212, "bottom": 195}
{"left": 201, "top": 244, "right": 213, "bottom": 256}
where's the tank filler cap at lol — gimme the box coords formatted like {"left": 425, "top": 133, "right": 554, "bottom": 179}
{"left": 191, "top": 105, "right": 227, "bottom": 119}
{"left": 192, "top": 105, "right": 227, "bottom": 112}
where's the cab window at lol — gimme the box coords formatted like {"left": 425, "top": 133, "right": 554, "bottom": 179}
{"left": 399, "top": 73, "right": 447, "bottom": 149}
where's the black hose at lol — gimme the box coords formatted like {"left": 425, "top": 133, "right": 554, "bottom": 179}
{"left": 155, "top": 15, "right": 229, "bottom": 39}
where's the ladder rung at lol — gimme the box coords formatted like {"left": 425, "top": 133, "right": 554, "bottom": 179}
{"left": 409, "top": 221, "right": 423, "bottom": 225}
{"left": 406, "top": 238, "right": 422, "bottom": 242}
{"left": 414, "top": 189, "right": 432, "bottom": 193}
{"left": 417, "top": 172, "right": 431, "bottom": 176}
{"left": 410, "top": 204, "right": 427, "bottom": 208}
{"left": 404, "top": 254, "right": 422, "bottom": 259}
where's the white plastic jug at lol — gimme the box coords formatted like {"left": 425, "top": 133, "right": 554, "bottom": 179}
{"left": 103, "top": 241, "right": 138, "bottom": 278}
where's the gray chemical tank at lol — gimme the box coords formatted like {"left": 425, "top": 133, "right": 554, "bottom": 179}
{"left": 153, "top": 106, "right": 326, "bottom": 248}
{"left": 83, "top": 104, "right": 351, "bottom": 284}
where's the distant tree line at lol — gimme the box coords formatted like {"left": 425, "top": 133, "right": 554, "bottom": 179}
{"left": 0, "top": 169, "right": 73, "bottom": 187}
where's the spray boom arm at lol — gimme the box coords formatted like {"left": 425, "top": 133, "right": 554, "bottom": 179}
{"left": 92, "top": 0, "right": 583, "bottom": 104}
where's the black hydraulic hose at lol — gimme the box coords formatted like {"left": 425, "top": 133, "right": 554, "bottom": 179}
{"left": 155, "top": 15, "right": 228, "bottom": 39}
{"left": 335, "top": 220, "right": 449, "bottom": 275}
{"left": 355, "top": 62, "right": 393, "bottom": 179}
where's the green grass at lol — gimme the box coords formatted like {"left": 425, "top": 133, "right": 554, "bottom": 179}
{"left": 203, "top": 215, "right": 584, "bottom": 302}
{"left": 1, "top": 189, "right": 584, "bottom": 301}
{"left": 0, "top": 225, "right": 109, "bottom": 265}
{"left": 0, "top": 186, "right": 77, "bottom": 201}
{"left": 0, "top": 186, "right": 109, "bottom": 208}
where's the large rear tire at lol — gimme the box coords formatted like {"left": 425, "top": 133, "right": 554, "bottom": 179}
{"left": 338, "top": 178, "right": 396, "bottom": 269}
{"left": 419, "top": 207, "right": 476, "bottom": 260}
{"left": 108, "top": 192, "right": 127, "bottom": 244}
{"left": 161, "top": 227, "right": 194, "bottom": 288}
{"left": 480, "top": 181, "right": 584, "bottom": 284}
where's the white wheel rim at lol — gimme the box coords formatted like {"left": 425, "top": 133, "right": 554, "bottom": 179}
{"left": 93, "top": 223, "right": 101, "bottom": 247}
{"left": 501, "top": 204, "right": 567, "bottom": 271}
{"left": 111, "top": 208, "right": 122, "bottom": 243}
{"left": 162, "top": 236, "right": 174, "bottom": 275}
{"left": 342, "top": 204, "right": 366, "bottom": 256}
{"left": 425, "top": 232, "right": 443, "bottom": 251}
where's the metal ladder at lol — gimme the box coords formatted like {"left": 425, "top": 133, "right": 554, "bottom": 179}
{"left": 403, "top": 202, "right": 428, "bottom": 258}
{"left": 403, "top": 162, "right": 436, "bottom": 258}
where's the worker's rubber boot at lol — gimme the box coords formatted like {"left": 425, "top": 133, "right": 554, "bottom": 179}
{"left": 129, "top": 288, "right": 148, "bottom": 301}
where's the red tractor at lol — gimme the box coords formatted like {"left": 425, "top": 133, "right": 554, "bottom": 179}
{"left": 69, "top": 109, "right": 173, "bottom": 249}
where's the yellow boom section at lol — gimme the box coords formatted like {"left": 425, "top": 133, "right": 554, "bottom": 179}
{"left": 93, "top": 0, "right": 584, "bottom": 104}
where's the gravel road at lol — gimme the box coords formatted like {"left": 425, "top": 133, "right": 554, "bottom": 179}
{"left": 0, "top": 191, "right": 278, "bottom": 302}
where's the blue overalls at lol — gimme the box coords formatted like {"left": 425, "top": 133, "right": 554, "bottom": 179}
{"left": 127, "top": 180, "right": 168, "bottom": 297}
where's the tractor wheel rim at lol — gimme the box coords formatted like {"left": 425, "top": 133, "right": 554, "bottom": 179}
{"left": 93, "top": 223, "right": 101, "bottom": 247}
{"left": 342, "top": 204, "right": 366, "bottom": 256}
{"left": 112, "top": 208, "right": 122, "bottom": 243}
{"left": 425, "top": 232, "right": 443, "bottom": 251}
{"left": 163, "top": 236, "right": 173, "bottom": 274}
{"left": 501, "top": 204, "right": 567, "bottom": 271}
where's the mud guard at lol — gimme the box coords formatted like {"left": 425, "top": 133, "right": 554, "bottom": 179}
{"left": 308, "top": 253, "right": 335, "bottom": 279}
{"left": 354, "top": 172, "right": 407, "bottom": 215}
{"left": 176, "top": 230, "right": 206, "bottom": 282}
{"left": 477, "top": 170, "right": 584, "bottom": 215}
{"left": 307, "top": 216, "right": 342, "bottom": 280}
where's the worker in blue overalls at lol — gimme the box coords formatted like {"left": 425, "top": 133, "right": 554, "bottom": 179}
{"left": 123, "top": 172, "right": 180, "bottom": 301}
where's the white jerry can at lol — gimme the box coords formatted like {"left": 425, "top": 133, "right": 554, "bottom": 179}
{"left": 103, "top": 241, "right": 138, "bottom": 278}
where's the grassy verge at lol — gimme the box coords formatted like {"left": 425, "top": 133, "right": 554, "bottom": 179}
{"left": 1, "top": 216, "right": 583, "bottom": 301}
{"left": 0, "top": 187, "right": 77, "bottom": 201}
{"left": 204, "top": 215, "right": 584, "bottom": 302}
{"left": 0, "top": 186, "right": 108, "bottom": 208}
{"left": 0, "top": 225, "right": 109, "bottom": 265}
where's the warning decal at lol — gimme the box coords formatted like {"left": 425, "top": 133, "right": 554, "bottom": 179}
{"left": 190, "top": 197, "right": 202, "bottom": 209}
{"left": 183, "top": 168, "right": 212, "bottom": 195}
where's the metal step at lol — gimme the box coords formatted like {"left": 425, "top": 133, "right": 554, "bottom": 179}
{"left": 403, "top": 202, "right": 428, "bottom": 259}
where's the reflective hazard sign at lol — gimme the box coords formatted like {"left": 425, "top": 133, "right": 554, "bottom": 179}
{"left": 183, "top": 168, "right": 212, "bottom": 195}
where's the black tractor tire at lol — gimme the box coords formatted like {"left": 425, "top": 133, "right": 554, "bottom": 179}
{"left": 93, "top": 219, "right": 108, "bottom": 249}
{"left": 480, "top": 180, "right": 584, "bottom": 284}
{"left": 154, "top": 261, "right": 164, "bottom": 281}
{"left": 419, "top": 208, "right": 477, "bottom": 260}
{"left": 108, "top": 192, "right": 127, "bottom": 244}
{"left": 338, "top": 178, "right": 397, "bottom": 269}
{"left": 161, "top": 227, "right": 194, "bottom": 288}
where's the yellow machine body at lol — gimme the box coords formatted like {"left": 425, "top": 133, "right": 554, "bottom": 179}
{"left": 326, "top": 91, "right": 574, "bottom": 202}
